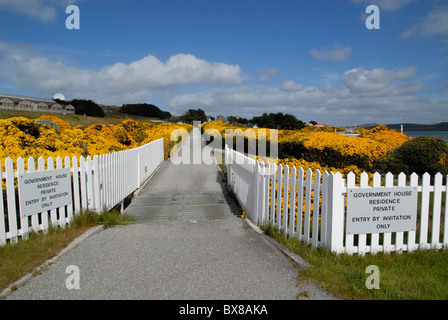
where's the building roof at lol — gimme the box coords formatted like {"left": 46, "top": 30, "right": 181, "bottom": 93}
{"left": 0, "top": 93, "right": 55, "bottom": 104}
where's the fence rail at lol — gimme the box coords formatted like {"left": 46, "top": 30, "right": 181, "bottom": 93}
{"left": 225, "top": 145, "right": 448, "bottom": 255}
{"left": 0, "top": 138, "right": 164, "bottom": 246}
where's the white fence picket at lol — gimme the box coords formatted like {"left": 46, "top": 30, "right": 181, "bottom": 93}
{"left": 17, "top": 157, "right": 29, "bottom": 240}
{"left": 304, "top": 168, "right": 312, "bottom": 244}
{"left": 358, "top": 172, "right": 369, "bottom": 255}
{"left": 38, "top": 157, "right": 49, "bottom": 232}
{"left": 296, "top": 168, "right": 304, "bottom": 242}
{"left": 283, "top": 165, "right": 289, "bottom": 234}
{"left": 345, "top": 172, "right": 356, "bottom": 255}
{"left": 47, "top": 157, "right": 58, "bottom": 227}
{"left": 408, "top": 173, "right": 419, "bottom": 252}
{"left": 420, "top": 173, "right": 431, "bottom": 250}
{"left": 320, "top": 171, "right": 329, "bottom": 247}
{"left": 288, "top": 166, "right": 297, "bottom": 238}
{"left": 311, "top": 170, "right": 321, "bottom": 249}
{"left": 5, "top": 157, "right": 18, "bottom": 243}
{"left": 276, "top": 164, "right": 283, "bottom": 229}
{"left": 79, "top": 155, "right": 87, "bottom": 211}
{"left": 225, "top": 147, "right": 448, "bottom": 255}
{"left": 0, "top": 161, "right": 6, "bottom": 246}
{"left": 56, "top": 156, "right": 67, "bottom": 229}
{"left": 270, "top": 163, "right": 277, "bottom": 226}
{"left": 72, "top": 156, "right": 81, "bottom": 213}
{"left": 371, "top": 172, "right": 382, "bottom": 254}
{"left": 0, "top": 138, "right": 164, "bottom": 246}
{"left": 65, "top": 156, "right": 74, "bottom": 224}
{"left": 444, "top": 175, "right": 448, "bottom": 248}
{"left": 432, "top": 173, "right": 443, "bottom": 249}
{"left": 396, "top": 172, "right": 407, "bottom": 252}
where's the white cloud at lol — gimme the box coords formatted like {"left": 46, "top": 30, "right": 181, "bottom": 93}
{"left": 257, "top": 68, "right": 278, "bottom": 82}
{"left": 0, "top": 41, "right": 247, "bottom": 104}
{"left": 310, "top": 43, "right": 352, "bottom": 61}
{"left": 339, "top": 67, "right": 420, "bottom": 95}
{"left": 0, "top": 0, "right": 55, "bottom": 22}
{"left": 0, "top": 40, "right": 445, "bottom": 125}
{"left": 281, "top": 80, "right": 304, "bottom": 91}
{"left": 402, "top": 4, "right": 448, "bottom": 38}
{"left": 168, "top": 67, "right": 447, "bottom": 125}
{"left": 351, "top": 0, "right": 418, "bottom": 11}
{"left": 0, "top": 0, "right": 78, "bottom": 22}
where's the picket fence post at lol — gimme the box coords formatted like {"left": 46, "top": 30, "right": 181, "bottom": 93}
{"left": 283, "top": 165, "right": 289, "bottom": 234}
{"left": 254, "top": 162, "right": 260, "bottom": 225}
{"left": 325, "top": 172, "right": 345, "bottom": 253}
{"left": 5, "top": 157, "right": 18, "bottom": 243}
{"left": 0, "top": 161, "right": 5, "bottom": 246}
{"left": 269, "top": 163, "right": 277, "bottom": 226}
{"left": 288, "top": 166, "right": 297, "bottom": 237}
{"left": 319, "top": 171, "right": 329, "bottom": 247}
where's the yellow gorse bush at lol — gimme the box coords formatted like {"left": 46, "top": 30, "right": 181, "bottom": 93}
{"left": 205, "top": 120, "right": 411, "bottom": 175}
{"left": 0, "top": 116, "right": 192, "bottom": 166}
{"left": 254, "top": 156, "right": 370, "bottom": 181}
{"left": 202, "top": 120, "right": 277, "bottom": 144}
{"left": 278, "top": 126, "right": 411, "bottom": 159}
{"left": 204, "top": 121, "right": 410, "bottom": 159}
{"left": 206, "top": 120, "right": 411, "bottom": 226}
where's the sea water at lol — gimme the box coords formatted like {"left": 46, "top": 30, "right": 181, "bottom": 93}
{"left": 404, "top": 131, "right": 448, "bottom": 143}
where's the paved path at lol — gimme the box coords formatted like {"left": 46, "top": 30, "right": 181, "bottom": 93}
{"left": 6, "top": 129, "right": 337, "bottom": 300}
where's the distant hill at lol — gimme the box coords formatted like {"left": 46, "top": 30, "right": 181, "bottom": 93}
{"left": 358, "top": 122, "right": 448, "bottom": 131}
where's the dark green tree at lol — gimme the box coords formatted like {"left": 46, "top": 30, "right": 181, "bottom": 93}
{"left": 179, "top": 108, "right": 207, "bottom": 124}
{"left": 120, "top": 103, "right": 171, "bottom": 119}
{"left": 251, "top": 112, "right": 305, "bottom": 130}
{"left": 70, "top": 99, "right": 105, "bottom": 117}
{"left": 53, "top": 98, "right": 69, "bottom": 106}
{"left": 228, "top": 116, "right": 249, "bottom": 124}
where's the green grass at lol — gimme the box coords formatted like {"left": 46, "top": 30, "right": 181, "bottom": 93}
{"left": 0, "top": 209, "right": 134, "bottom": 293}
{"left": 97, "top": 210, "right": 135, "bottom": 228}
{"left": 263, "top": 224, "right": 448, "bottom": 300}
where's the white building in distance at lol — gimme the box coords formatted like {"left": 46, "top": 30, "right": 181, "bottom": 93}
{"left": 0, "top": 93, "right": 75, "bottom": 115}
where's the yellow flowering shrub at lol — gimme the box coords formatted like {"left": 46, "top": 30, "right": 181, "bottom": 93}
{"left": 255, "top": 156, "right": 369, "bottom": 180}
{"left": 205, "top": 120, "right": 412, "bottom": 225}
{"left": 204, "top": 121, "right": 411, "bottom": 174}
{"left": 0, "top": 117, "right": 192, "bottom": 166}
{"left": 140, "top": 121, "right": 193, "bottom": 159}
{"left": 358, "top": 125, "right": 411, "bottom": 149}
{"left": 38, "top": 115, "right": 72, "bottom": 131}
{"left": 202, "top": 121, "right": 277, "bottom": 153}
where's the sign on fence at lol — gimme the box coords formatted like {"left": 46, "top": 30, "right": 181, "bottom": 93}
{"left": 346, "top": 186, "right": 418, "bottom": 235}
{"left": 18, "top": 168, "right": 72, "bottom": 218}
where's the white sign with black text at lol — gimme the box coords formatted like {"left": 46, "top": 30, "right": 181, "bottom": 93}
{"left": 18, "top": 168, "right": 72, "bottom": 218}
{"left": 346, "top": 186, "right": 418, "bottom": 235}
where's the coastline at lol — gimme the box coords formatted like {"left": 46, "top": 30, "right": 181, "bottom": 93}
{"left": 404, "top": 131, "right": 448, "bottom": 142}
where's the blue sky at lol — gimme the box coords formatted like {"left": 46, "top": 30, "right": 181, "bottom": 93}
{"left": 0, "top": 0, "right": 447, "bottom": 126}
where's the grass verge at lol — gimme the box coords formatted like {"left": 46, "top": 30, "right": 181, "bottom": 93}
{"left": 0, "top": 209, "right": 134, "bottom": 292}
{"left": 262, "top": 224, "right": 448, "bottom": 300}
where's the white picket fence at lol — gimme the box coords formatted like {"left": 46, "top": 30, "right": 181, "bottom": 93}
{"left": 225, "top": 145, "right": 448, "bottom": 255}
{"left": 0, "top": 138, "right": 164, "bottom": 246}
